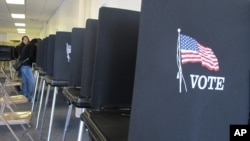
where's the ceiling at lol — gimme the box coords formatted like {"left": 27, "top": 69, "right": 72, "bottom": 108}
{"left": 0, "top": 0, "right": 65, "bottom": 34}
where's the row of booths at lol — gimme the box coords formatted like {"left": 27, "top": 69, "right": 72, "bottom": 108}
{"left": 34, "top": 7, "right": 139, "bottom": 141}
{"left": 33, "top": 0, "right": 250, "bottom": 140}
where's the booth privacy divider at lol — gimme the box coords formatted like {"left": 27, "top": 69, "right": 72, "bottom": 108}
{"left": 128, "top": 0, "right": 250, "bottom": 141}
{"left": 80, "top": 7, "right": 140, "bottom": 141}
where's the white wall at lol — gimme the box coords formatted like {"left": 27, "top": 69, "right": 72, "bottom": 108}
{"left": 0, "top": 33, "right": 7, "bottom": 42}
{"left": 40, "top": 0, "right": 142, "bottom": 37}
{"left": 0, "top": 33, "right": 8, "bottom": 45}
{"left": 40, "top": 0, "right": 86, "bottom": 37}
{"left": 0, "top": 32, "right": 39, "bottom": 46}
{"left": 89, "top": 0, "right": 141, "bottom": 19}
{"left": 7, "top": 33, "right": 39, "bottom": 41}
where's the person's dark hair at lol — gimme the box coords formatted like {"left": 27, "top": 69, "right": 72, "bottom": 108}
{"left": 30, "top": 38, "right": 41, "bottom": 44}
{"left": 21, "top": 35, "right": 29, "bottom": 41}
{"left": 21, "top": 35, "right": 30, "bottom": 45}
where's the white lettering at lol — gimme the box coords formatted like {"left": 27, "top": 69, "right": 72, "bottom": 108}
{"left": 198, "top": 75, "right": 207, "bottom": 90}
{"left": 241, "top": 129, "right": 247, "bottom": 136}
{"left": 234, "top": 129, "right": 241, "bottom": 136}
{"left": 190, "top": 74, "right": 199, "bottom": 88}
{"left": 189, "top": 74, "right": 225, "bottom": 91}
{"left": 215, "top": 77, "right": 225, "bottom": 90}
{"left": 207, "top": 76, "right": 217, "bottom": 90}
{"left": 234, "top": 129, "right": 247, "bottom": 136}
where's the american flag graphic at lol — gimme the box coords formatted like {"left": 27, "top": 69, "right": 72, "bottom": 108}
{"left": 180, "top": 34, "right": 219, "bottom": 71}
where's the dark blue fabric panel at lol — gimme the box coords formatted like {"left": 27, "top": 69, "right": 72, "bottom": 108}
{"left": 69, "top": 28, "right": 85, "bottom": 86}
{"left": 80, "top": 19, "right": 98, "bottom": 97}
{"left": 46, "top": 35, "right": 55, "bottom": 76}
{"left": 91, "top": 7, "right": 140, "bottom": 108}
{"left": 53, "top": 32, "right": 71, "bottom": 80}
{"left": 42, "top": 37, "right": 48, "bottom": 72}
{"left": 128, "top": 0, "right": 250, "bottom": 141}
{"left": 36, "top": 39, "right": 43, "bottom": 67}
{"left": 0, "top": 45, "right": 12, "bottom": 61}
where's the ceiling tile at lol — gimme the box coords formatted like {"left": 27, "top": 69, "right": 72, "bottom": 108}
{"left": 0, "top": 0, "right": 65, "bottom": 34}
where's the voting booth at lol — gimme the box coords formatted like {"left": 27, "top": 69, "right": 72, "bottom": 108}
{"left": 61, "top": 27, "right": 86, "bottom": 140}
{"left": 51, "top": 32, "right": 71, "bottom": 81}
{"left": 80, "top": 19, "right": 98, "bottom": 100}
{"left": 46, "top": 35, "right": 55, "bottom": 77}
{"left": 42, "top": 37, "right": 48, "bottom": 73}
{"left": 62, "top": 19, "right": 98, "bottom": 109}
{"left": 36, "top": 39, "right": 44, "bottom": 68}
{"left": 67, "top": 28, "right": 85, "bottom": 87}
{"left": 90, "top": 7, "right": 139, "bottom": 109}
{"left": 128, "top": 0, "right": 250, "bottom": 141}
{"left": 63, "top": 19, "right": 98, "bottom": 141}
{"left": 80, "top": 7, "right": 140, "bottom": 141}
{"left": 38, "top": 31, "right": 71, "bottom": 141}
{"left": 0, "top": 45, "right": 13, "bottom": 61}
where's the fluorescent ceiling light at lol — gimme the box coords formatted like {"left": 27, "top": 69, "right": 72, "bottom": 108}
{"left": 11, "top": 14, "right": 25, "bottom": 19}
{"left": 15, "top": 23, "right": 25, "bottom": 26}
{"left": 18, "top": 31, "right": 26, "bottom": 33}
{"left": 6, "top": 0, "right": 24, "bottom": 5}
{"left": 17, "top": 28, "right": 26, "bottom": 32}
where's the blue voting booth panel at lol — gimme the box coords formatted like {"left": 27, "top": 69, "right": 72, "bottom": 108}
{"left": 36, "top": 39, "right": 43, "bottom": 67}
{"left": 53, "top": 32, "right": 71, "bottom": 81}
{"left": 69, "top": 28, "right": 85, "bottom": 87}
{"left": 42, "top": 37, "right": 48, "bottom": 72}
{"left": 46, "top": 35, "right": 55, "bottom": 76}
{"left": 80, "top": 19, "right": 98, "bottom": 97}
{"left": 90, "top": 7, "right": 140, "bottom": 108}
{"left": 128, "top": 0, "right": 250, "bottom": 141}
{"left": 81, "top": 8, "right": 140, "bottom": 141}
{"left": 0, "top": 45, "right": 12, "bottom": 61}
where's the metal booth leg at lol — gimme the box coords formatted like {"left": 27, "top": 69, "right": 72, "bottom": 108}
{"left": 35, "top": 76, "right": 44, "bottom": 111}
{"left": 35, "top": 79, "right": 45, "bottom": 129}
{"left": 77, "top": 108, "right": 86, "bottom": 141}
{"left": 47, "top": 86, "right": 58, "bottom": 141}
{"left": 31, "top": 72, "right": 39, "bottom": 112}
{"left": 39, "top": 84, "right": 51, "bottom": 140}
{"left": 62, "top": 104, "right": 73, "bottom": 141}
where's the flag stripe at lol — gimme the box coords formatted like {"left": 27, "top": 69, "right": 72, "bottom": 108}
{"left": 180, "top": 34, "right": 219, "bottom": 71}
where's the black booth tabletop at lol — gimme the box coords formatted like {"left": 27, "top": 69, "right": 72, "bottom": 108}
{"left": 62, "top": 87, "right": 91, "bottom": 108}
{"left": 82, "top": 109, "right": 131, "bottom": 141}
{"left": 44, "top": 75, "right": 69, "bottom": 86}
